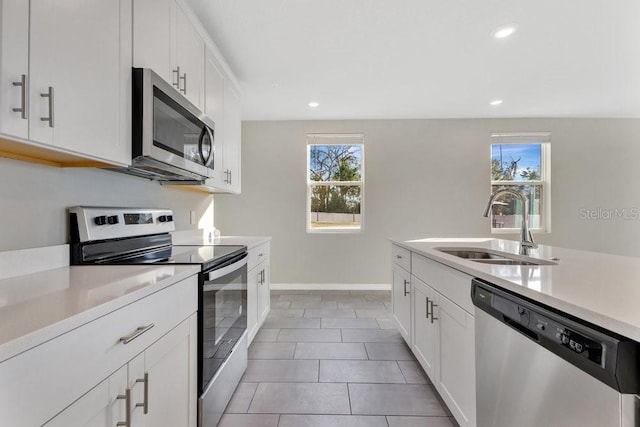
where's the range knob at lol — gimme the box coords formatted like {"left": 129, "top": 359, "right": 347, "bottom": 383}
{"left": 94, "top": 215, "right": 107, "bottom": 226}
{"left": 107, "top": 215, "right": 119, "bottom": 225}
{"left": 158, "top": 215, "right": 168, "bottom": 223}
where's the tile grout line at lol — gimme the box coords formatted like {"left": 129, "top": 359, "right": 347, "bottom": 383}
{"left": 346, "top": 381, "right": 353, "bottom": 415}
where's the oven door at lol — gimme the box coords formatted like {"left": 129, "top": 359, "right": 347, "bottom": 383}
{"left": 199, "top": 252, "right": 247, "bottom": 427}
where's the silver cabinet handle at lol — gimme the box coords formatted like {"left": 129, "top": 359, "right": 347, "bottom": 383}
{"left": 395, "top": 254, "right": 402, "bottom": 259}
{"left": 116, "top": 388, "right": 131, "bottom": 427}
{"left": 259, "top": 253, "right": 264, "bottom": 257}
{"left": 426, "top": 297, "right": 430, "bottom": 319}
{"left": 180, "top": 73, "right": 187, "bottom": 94}
{"left": 172, "top": 66, "right": 181, "bottom": 88}
{"left": 120, "top": 324, "right": 154, "bottom": 344}
{"left": 403, "top": 279, "right": 410, "bottom": 296}
{"left": 40, "top": 86, "right": 54, "bottom": 128}
{"left": 430, "top": 300, "right": 438, "bottom": 324}
{"left": 135, "top": 372, "right": 149, "bottom": 414}
{"left": 12, "top": 74, "right": 28, "bottom": 119}
{"left": 228, "top": 170, "right": 232, "bottom": 185}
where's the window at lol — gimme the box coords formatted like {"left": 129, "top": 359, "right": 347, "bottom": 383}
{"left": 307, "top": 134, "right": 364, "bottom": 233}
{"left": 489, "top": 133, "right": 551, "bottom": 233}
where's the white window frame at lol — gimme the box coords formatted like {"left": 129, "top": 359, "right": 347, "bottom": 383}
{"left": 490, "top": 132, "right": 551, "bottom": 234}
{"left": 306, "top": 134, "right": 365, "bottom": 234}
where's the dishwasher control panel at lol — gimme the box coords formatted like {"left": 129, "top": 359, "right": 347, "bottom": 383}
{"left": 471, "top": 278, "right": 640, "bottom": 394}
{"left": 529, "top": 312, "right": 604, "bottom": 365}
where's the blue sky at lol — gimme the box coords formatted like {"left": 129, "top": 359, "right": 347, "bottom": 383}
{"left": 491, "top": 144, "right": 541, "bottom": 180}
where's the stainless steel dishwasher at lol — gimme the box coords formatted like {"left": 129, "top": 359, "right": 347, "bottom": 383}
{"left": 472, "top": 279, "right": 640, "bottom": 427}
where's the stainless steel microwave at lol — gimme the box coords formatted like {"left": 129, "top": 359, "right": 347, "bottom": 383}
{"left": 126, "top": 68, "right": 215, "bottom": 183}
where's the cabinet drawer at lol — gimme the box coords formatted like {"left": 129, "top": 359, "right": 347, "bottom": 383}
{"left": 391, "top": 244, "right": 411, "bottom": 272}
{"left": 248, "top": 241, "right": 270, "bottom": 271}
{"left": 412, "top": 253, "right": 473, "bottom": 314}
{"left": 0, "top": 275, "right": 197, "bottom": 427}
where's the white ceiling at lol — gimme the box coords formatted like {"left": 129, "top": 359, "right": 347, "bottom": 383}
{"left": 185, "top": 0, "right": 640, "bottom": 121}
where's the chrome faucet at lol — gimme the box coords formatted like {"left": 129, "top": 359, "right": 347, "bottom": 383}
{"left": 483, "top": 188, "right": 537, "bottom": 254}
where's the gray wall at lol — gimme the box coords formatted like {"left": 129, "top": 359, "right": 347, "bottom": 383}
{"left": 214, "top": 118, "right": 640, "bottom": 284}
{"left": 0, "top": 157, "right": 214, "bottom": 251}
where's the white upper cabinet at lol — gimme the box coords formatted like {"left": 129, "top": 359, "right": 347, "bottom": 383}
{"left": 175, "top": 3, "right": 205, "bottom": 109}
{"left": 0, "top": 0, "right": 29, "bottom": 139}
{"left": 0, "top": 0, "right": 131, "bottom": 165}
{"left": 204, "top": 47, "right": 242, "bottom": 193}
{"left": 132, "top": 0, "right": 174, "bottom": 85}
{"left": 204, "top": 48, "right": 226, "bottom": 185}
{"left": 133, "top": 0, "right": 205, "bottom": 109}
{"left": 28, "top": 0, "right": 131, "bottom": 165}
{"left": 221, "top": 80, "right": 242, "bottom": 193}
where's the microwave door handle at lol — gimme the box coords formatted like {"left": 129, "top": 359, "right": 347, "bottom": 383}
{"left": 198, "top": 126, "right": 214, "bottom": 166}
{"left": 204, "top": 254, "right": 248, "bottom": 283}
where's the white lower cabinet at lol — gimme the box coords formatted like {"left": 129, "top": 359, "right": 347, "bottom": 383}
{"left": 46, "top": 315, "right": 197, "bottom": 427}
{"left": 0, "top": 275, "right": 198, "bottom": 427}
{"left": 247, "top": 241, "right": 271, "bottom": 344}
{"left": 392, "top": 245, "right": 476, "bottom": 427}
{"left": 134, "top": 314, "right": 197, "bottom": 427}
{"left": 412, "top": 278, "right": 437, "bottom": 380}
{"left": 412, "top": 275, "right": 475, "bottom": 427}
{"left": 392, "top": 262, "right": 411, "bottom": 344}
{"left": 435, "top": 293, "right": 475, "bottom": 427}
{"left": 44, "top": 366, "right": 127, "bottom": 427}
{"left": 257, "top": 262, "right": 271, "bottom": 321}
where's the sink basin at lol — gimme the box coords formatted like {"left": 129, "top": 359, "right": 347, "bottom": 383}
{"left": 471, "top": 259, "right": 541, "bottom": 266}
{"left": 436, "top": 249, "right": 509, "bottom": 260}
{"left": 435, "top": 247, "right": 557, "bottom": 266}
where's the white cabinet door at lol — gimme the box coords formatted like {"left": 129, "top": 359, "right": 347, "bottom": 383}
{"left": 141, "top": 314, "right": 198, "bottom": 427}
{"left": 258, "top": 262, "right": 271, "bottom": 322}
{"left": 133, "top": 0, "right": 175, "bottom": 86}
{"left": 175, "top": 3, "right": 204, "bottom": 109}
{"left": 392, "top": 264, "right": 411, "bottom": 344}
{"left": 247, "top": 264, "right": 259, "bottom": 343}
{"left": 412, "top": 279, "right": 437, "bottom": 381}
{"left": 29, "top": 0, "right": 130, "bottom": 164}
{"left": 0, "top": 0, "right": 29, "bottom": 139}
{"left": 435, "top": 293, "right": 476, "bottom": 427}
{"left": 205, "top": 48, "right": 226, "bottom": 186}
{"left": 222, "top": 80, "right": 242, "bottom": 193}
{"left": 44, "top": 366, "right": 127, "bottom": 427}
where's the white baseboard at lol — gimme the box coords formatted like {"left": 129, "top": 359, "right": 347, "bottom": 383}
{"left": 270, "top": 283, "right": 391, "bottom": 291}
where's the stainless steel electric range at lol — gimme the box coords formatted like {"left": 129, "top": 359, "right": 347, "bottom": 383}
{"left": 69, "top": 206, "right": 247, "bottom": 427}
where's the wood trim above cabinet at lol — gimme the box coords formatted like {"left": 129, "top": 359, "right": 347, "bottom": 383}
{"left": 0, "top": 135, "right": 122, "bottom": 168}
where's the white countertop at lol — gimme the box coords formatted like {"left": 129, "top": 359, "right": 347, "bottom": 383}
{"left": 170, "top": 229, "right": 271, "bottom": 249}
{"left": 391, "top": 237, "right": 640, "bottom": 342}
{"left": 0, "top": 264, "right": 200, "bottom": 363}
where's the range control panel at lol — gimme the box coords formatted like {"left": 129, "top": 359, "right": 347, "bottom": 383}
{"left": 69, "top": 207, "right": 175, "bottom": 243}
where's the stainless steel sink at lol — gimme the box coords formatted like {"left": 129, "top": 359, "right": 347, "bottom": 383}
{"left": 435, "top": 247, "right": 558, "bottom": 266}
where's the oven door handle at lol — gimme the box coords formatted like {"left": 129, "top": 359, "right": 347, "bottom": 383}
{"left": 204, "top": 253, "right": 248, "bottom": 282}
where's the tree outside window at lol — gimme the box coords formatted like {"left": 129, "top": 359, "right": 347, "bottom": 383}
{"left": 489, "top": 133, "right": 551, "bottom": 233}
{"left": 307, "top": 135, "right": 364, "bottom": 232}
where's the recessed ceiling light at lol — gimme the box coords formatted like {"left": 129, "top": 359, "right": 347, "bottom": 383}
{"left": 308, "top": 101, "right": 319, "bottom": 108}
{"left": 490, "top": 99, "right": 503, "bottom": 106}
{"left": 492, "top": 24, "right": 518, "bottom": 39}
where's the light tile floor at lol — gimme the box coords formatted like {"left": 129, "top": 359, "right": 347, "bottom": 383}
{"left": 219, "top": 290, "right": 458, "bottom": 427}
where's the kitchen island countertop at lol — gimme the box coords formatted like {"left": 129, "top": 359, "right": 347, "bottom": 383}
{"left": 391, "top": 237, "right": 640, "bottom": 342}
